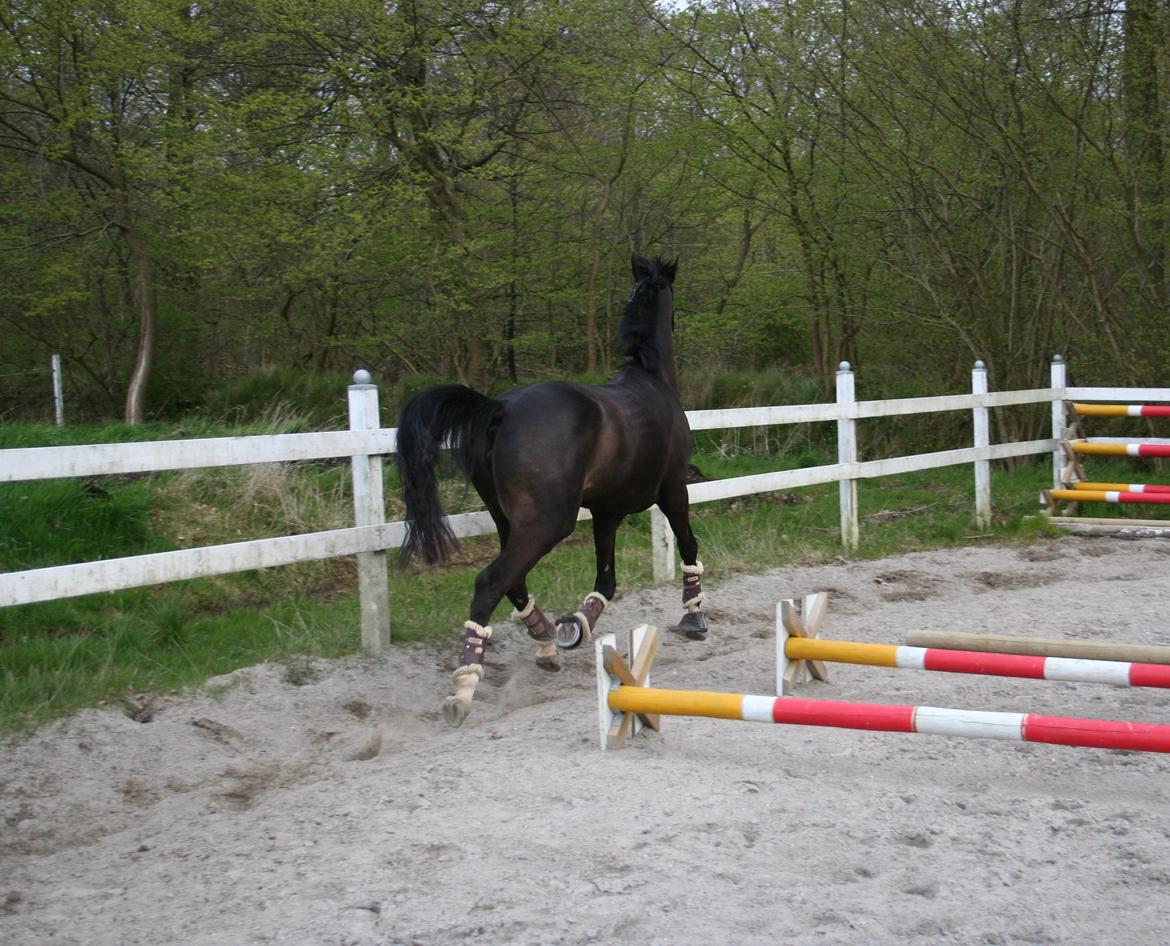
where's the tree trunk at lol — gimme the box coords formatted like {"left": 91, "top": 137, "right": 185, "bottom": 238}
{"left": 112, "top": 189, "right": 157, "bottom": 425}
{"left": 1123, "top": 0, "right": 1166, "bottom": 303}
{"left": 584, "top": 179, "right": 614, "bottom": 375}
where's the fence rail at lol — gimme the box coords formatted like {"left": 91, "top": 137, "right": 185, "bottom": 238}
{"left": 4, "top": 357, "right": 1169, "bottom": 652}
{"left": 0, "top": 430, "right": 400, "bottom": 483}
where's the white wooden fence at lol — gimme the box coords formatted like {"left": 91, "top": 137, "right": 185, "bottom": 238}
{"left": 1, "top": 358, "right": 1164, "bottom": 652}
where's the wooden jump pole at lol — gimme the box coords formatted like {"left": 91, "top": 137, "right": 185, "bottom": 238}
{"left": 904, "top": 629, "right": 1170, "bottom": 666}
{"left": 1046, "top": 516, "right": 1170, "bottom": 538}
{"left": 596, "top": 627, "right": 1170, "bottom": 754}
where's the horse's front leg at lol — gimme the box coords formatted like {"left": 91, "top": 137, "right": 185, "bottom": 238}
{"left": 657, "top": 486, "right": 708, "bottom": 640}
{"left": 554, "top": 513, "right": 623, "bottom": 649}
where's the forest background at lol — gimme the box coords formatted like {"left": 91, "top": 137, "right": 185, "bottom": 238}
{"left": 1, "top": 0, "right": 1167, "bottom": 438}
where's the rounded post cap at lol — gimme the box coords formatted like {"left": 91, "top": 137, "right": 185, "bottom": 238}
{"left": 1052, "top": 354, "right": 1063, "bottom": 364}
{"left": 837, "top": 361, "right": 852, "bottom": 372}
{"left": 974, "top": 360, "right": 986, "bottom": 370}
{"left": 352, "top": 369, "right": 373, "bottom": 385}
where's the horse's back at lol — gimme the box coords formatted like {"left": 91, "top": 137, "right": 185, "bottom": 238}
{"left": 496, "top": 381, "right": 605, "bottom": 450}
{"left": 493, "top": 374, "right": 689, "bottom": 515}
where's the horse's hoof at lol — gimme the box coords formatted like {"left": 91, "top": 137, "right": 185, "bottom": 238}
{"left": 442, "top": 696, "right": 471, "bottom": 727}
{"left": 673, "top": 611, "right": 709, "bottom": 641}
{"left": 554, "top": 619, "right": 584, "bottom": 650}
{"left": 535, "top": 654, "right": 561, "bottom": 672}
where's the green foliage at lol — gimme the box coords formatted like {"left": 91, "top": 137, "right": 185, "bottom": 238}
{"left": 202, "top": 370, "right": 355, "bottom": 429}
{"left": 683, "top": 368, "right": 825, "bottom": 411}
{"left": 4, "top": 0, "right": 1167, "bottom": 419}
{"left": 0, "top": 480, "right": 161, "bottom": 571}
{"left": 0, "top": 589, "right": 361, "bottom": 730}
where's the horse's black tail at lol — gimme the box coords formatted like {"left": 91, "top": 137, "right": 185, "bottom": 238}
{"left": 395, "top": 384, "right": 502, "bottom": 566}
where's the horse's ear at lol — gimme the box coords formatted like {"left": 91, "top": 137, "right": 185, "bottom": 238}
{"left": 662, "top": 258, "right": 678, "bottom": 284}
{"left": 631, "top": 254, "right": 652, "bottom": 281}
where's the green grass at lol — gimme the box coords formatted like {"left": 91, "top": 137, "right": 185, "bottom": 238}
{"left": 0, "top": 478, "right": 163, "bottom": 570}
{"left": 0, "top": 587, "right": 360, "bottom": 727}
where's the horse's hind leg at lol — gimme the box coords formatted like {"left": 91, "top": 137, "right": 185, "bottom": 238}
{"left": 482, "top": 505, "right": 560, "bottom": 669}
{"left": 509, "top": 590, "right": 561, "bottom": 670}
{"left": 444, "top": 523, "right": 571, "bottom": 727}
{"left": 489, "top": 514, "right": 562, "bottom": 671}
{"left": 656, "top": 484, "right": 708, "bottom": 640}
{"left": 555, "top": 512, "right": 623, "bottom": 649}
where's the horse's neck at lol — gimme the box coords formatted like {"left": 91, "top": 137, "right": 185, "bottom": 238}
{"left": 656, "top": 348, "right": 678, "bottom": 390}
{"left": 653, "top": 312, "right": 678, "bottom": 390}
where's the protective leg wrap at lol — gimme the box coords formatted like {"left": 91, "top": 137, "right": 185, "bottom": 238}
{"left": 512, "top": 596, "right": 556, "bottom": 643}
{"left": 563, "top": 590, "right": 607, "bottom": 643}
{"left": 512, "top": 597, "right": 561, "bottom": 671}
{"left": 444, "top": 621, "right": 492, "bottom": 725}
{"left": 457, "top": 620, "right": 492, "bottom": 669}
{"left": 682, "top": 561, "right": 705, "bottom": 613}
{"left": 576, "top": 591, "right": 608, "bottom": 641}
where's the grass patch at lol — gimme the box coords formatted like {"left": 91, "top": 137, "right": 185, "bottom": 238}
{"left": 0, "top": 587, "right": 361, "bottom": 729}
{"left": 0, "top": 478, "right": 162, "bottom": 569}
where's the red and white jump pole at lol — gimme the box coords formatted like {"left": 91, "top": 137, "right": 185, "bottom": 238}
{"left": 1072, "top": 482, "right": 1170, "bottom": 494}
{"left": 1073, "top": 403, "right": 1170, "bottom": 418}
{"left": 595, "top": 595, "right": 1170, "bottom": 755}
{"left": 597, "top": 630, "right": 1170, "bottom": 754}
{"left": 777, "top": 593, "right": 1170, "bottom": 692}
{"left": 1070, "top": 440, "right": 1170, "bottom": 459}
{"left": 1049, "top": 488, "right": 1170, "bottom": 506}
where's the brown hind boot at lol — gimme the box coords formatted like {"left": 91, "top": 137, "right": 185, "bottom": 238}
{"left": 442, "top": 620, "right": 491, "bottom": 727}
{"left": 512, "top": 596, "right": 561, "bottom": 671}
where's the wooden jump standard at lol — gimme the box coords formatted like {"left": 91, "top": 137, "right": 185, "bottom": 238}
{"left": 595, "top": 626, "right": 1170, "bottom": 753}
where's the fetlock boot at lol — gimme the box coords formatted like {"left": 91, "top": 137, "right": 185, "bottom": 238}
{"left": 512, "top": 596, "right": 561, "bottom": 671}
{"left": 442, "top": 620, "right": 491, "bottom": 727}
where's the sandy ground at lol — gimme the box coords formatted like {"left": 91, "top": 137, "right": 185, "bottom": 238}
{"left": 3, "top": 534, "right": 1170, "bottom": 945}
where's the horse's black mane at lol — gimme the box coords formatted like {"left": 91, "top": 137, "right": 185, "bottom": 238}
{"left": 618, "top": 256, "right": 675, "bottom": 373}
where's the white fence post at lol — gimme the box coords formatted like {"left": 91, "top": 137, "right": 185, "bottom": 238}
{"left": 52, "top": 353, "right": 64, "bottom": 426}
{"left": 836, "top": 361, "right": 859, "bottom": 551}
{"left": 972, "top": 360, "right": 991, "bottom": 529}
{"left": 650, "top": 506, "right": 675, "bottom": 584}
{"left": 1050, "top": 355, "right": 1067, "bottom": 489}
{"left": 348, "top": 370, "right": 390, "bottom": 653}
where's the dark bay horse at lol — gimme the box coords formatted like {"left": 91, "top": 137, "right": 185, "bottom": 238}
{"left": 396, "top": 255, "right": 708, "bottom": 726}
